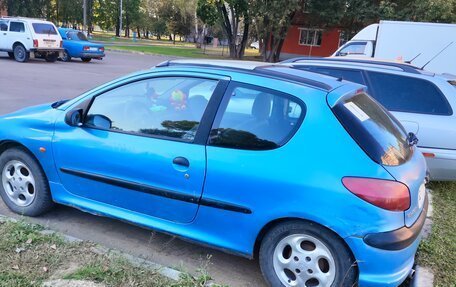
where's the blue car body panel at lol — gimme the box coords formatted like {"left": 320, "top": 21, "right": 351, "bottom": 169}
{"left": 0, "top": 65, "right": 427, "bottom": 286}
{"left": 58, "top": 28, "right": 105, "bottom": 59}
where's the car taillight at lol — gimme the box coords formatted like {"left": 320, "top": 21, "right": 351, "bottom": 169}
{"left": 83, "top": 46, "right": 90, "bottom": 51}
{"left": 99, "top": 47, "right": 104, "bottom": 52}
{"left": 342, "top": 177, "right": 410, "bottom": 211}
{"left": 33, "top": 39, "right": 38, "bottom": 48}
{"left": 59, "top": 40, "right": 63, "bottom": 48}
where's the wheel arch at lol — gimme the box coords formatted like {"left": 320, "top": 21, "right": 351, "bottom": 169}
{"left": 0, "top": 140, "right": 46, "bottom": 173}
{"left": 12, "top": 41, "right": 27, "bottom": 51}
{"left": 253, "top": 217, "right": 356, "bottom": 262}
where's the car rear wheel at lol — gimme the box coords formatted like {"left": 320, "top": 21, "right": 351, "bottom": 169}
{"left": 81, "top": 57, "right": 91, "bottom": 63}
{"left": 259, "top": 220, "right": 357, "bottom": 287}
{"left": 13, "top": 44, "right": 29, "bottom": 63}
{"left": 0, "top": 148, "right": 54, "bottom": 216}
{"left": 61, "top": 50, "right": 71, "bottom": 62}
{"left": 45, "top": 53, "right": 58, "bottom": 62}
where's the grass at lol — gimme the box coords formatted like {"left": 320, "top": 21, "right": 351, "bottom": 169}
{"left": 0, "top": 219, "right": 215, "bottom": 287}
{"left": 416, "top": 182, "right": 456, "bottom": 286}
{"left": 108, "top": 45, "right": 213, "bottom": 58}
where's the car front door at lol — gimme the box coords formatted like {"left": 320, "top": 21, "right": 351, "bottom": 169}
{"left": 0, "top": 20, "right": 9, "bottom": 50}
{"left": 53, "top": 75, "right": 228, "bottom": 223}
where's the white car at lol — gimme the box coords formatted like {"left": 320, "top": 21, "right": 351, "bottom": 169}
{"left": 284, "top": 58, "right": 456, "bottom": 181}
{"left": 250, "top": 41, "right": 259, "bottom": 49}
{"left": 0, "top": 17, "right": 63, "bottom": 62}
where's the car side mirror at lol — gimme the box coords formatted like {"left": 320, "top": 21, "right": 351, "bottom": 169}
{"left": 86, "top": 114, "right": 112, "bottom": 130}
{"left": 65, "top": 109, "right": 83, "bottom": 127}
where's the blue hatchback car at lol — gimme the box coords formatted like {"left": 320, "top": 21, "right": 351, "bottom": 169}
{"left": 58, "top": 28, "right": 105, "bottom": 62}
{"left": 0, "top": 60, "right": 428, "bottom": 287}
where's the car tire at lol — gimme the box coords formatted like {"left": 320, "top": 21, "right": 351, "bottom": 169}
{"left": 45, "top": 53, "right": 58, "bottom": 63}
{"left": 13, "top": 44, "right": 29, "bottom": 63}
{"left": 259, "top": 220, "right": 357, "bottom": 287}
{"left": 0, "top": 148, "right": 54, "bottom": 217}
{"left": 7, "top": 52, "right": 14, "bottom": 59}
{"left": 61, "top": 50, "right": 71, "bottom": 62}
{"left": 81, "top": 57, "right": 91, "bottom": 63}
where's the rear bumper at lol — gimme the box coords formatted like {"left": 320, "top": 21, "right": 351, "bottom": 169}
{"left": 80, "top": 52, "right": 105, "bottom": 59}
{"left": 419, "top": 146, "right": 456, "bottom": 181}
{"left": 345, "top": 195, "right": 428, "bottom": 287}
{"left": 363, "top": 195, "right": 428, "bottom": 250}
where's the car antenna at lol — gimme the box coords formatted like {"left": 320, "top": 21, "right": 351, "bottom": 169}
{"left": 405, "top": 53, "right": 421, "bottom": 64}
{"left": 421, "top": 41, "right": 454, "bottom": 70}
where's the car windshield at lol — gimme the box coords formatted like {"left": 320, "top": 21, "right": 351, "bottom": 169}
{"left": 32, "top": 23, "right": 57, "bottom": 35}
{"left": 67, "top": 31, "right": 88, "bottom": 41}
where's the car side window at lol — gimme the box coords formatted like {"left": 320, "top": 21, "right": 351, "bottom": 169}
{"left": 9, "top": 22, "right": 25, "bottom": 33}
{"left": 85, "top": 77, "right": 218, "bottom": 142}
{"left": 0, "top": 21, "right": 8, "bottom": 31}
{"left": 338, "top": 42, "right": 366, "bottom": 56}
{"left": 367, "top": 72, "right": 452, "bottom": 115}
{"left": 209, "top": 82, "right": 305, "bottom": 150}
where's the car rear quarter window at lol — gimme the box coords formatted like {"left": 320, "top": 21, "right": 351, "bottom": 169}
{"left": 367, "top": 72, "right": 452, "bottom": 115}
{"left": 209, "top": 82, "right": 305, "bottom": 150}
{"left": 332, "top": 92, "right": 412, "bottom": 166}
{"left": 32, "top": 23, "right": 57, "bottom": 35}
{"left": 9, "top": 22, "right": 25, "bottom": 33}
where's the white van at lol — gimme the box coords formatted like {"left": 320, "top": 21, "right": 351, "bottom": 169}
{"left": 0, "top": 17, "right": 63, "bottom": 62}
{"left": 333, "top": 20, "right": 456, "bottom": 75}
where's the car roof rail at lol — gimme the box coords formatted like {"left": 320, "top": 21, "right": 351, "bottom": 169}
{"left": 283, "top": 57, "right": 423, "bottom": 74}
{"left": 154, "top": 60, "right": 335, "bottom": 91}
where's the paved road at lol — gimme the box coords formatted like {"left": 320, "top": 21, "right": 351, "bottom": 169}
{"left": 0, "top": 51, "right": 266, "bottom": 287}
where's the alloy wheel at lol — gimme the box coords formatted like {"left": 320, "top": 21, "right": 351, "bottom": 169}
{"left": 1, "top": 160, "right": 36, "bottom": 207}
{"left": 273, "top": 234, "right": 336, "bottom": 287}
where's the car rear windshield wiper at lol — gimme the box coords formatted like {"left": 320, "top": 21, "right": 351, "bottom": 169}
{"left": 407, "top": 132, "right": 419, "bottom": 147}
{"left": 51, "top": 99, "right": 69, "bottom": 109}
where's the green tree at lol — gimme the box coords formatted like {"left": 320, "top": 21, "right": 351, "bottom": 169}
{"left": 198, "top": 0, "right": 250, "bottom": 59}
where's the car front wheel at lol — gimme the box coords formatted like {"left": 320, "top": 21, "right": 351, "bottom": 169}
{"left": 0, "top": 148, "right": 54, "bottom": 216}
{"left": 259, "top": 220, "right": 357, "bottom": 287}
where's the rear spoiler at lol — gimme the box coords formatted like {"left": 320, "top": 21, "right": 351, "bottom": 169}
{"left": 326, "top": 84, "right": 368, "bottom": 108}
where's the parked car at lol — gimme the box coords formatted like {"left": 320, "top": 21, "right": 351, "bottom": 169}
{"left": 0, "top": 60, "right": 428, "bottom": 287}
{"left": 0, "top": 16, "right": 63, "bottom": 62}
{"left": 58, "top": 28, "right": 105, "bottom": 62}
{"left": 250, "top": 41, "right": 260, "bottom": 49}
{"left": 284, "top": 57, "right": 456, "bottom": 181}
{"left": 333, "top": 20, "right": 456, "bottom": 75}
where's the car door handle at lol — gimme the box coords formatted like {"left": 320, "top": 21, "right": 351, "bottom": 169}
{"left": 173, "top": 157, "right": 190, "bottom": 168}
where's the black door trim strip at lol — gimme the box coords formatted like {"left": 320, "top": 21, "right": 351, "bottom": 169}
{"left": 59, "top": 168, "right": 252, "bottom": 214}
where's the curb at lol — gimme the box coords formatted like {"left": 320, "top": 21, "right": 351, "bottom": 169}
{"left": 0, "top": 215, "right": 184, "bottom": 282}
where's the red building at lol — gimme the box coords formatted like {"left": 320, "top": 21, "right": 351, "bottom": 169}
{"left": 275, "top": 12, "right": 345, "bottom": 60}
{"left": 0, "top": 2, "right": 6, "bottom": 16}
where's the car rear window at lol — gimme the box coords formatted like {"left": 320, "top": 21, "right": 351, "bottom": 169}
{"left": 32, "top": 23, "right": 57, "bottom": 35}
{"left": 332, "top": 92, "right": 412, "bottom": 166}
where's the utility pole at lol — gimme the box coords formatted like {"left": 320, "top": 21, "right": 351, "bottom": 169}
{"left": 119, "top": 0, "right": 123, "bottom": 37}
{"left": 83, "top": 0, "right": 87, "bottom": 35}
